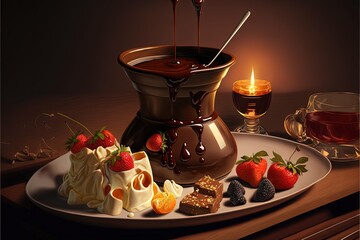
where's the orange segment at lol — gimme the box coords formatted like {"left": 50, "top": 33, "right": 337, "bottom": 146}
{"left": 151, "top": 191, "right": 176, "bottom": 214}
{"left": 112, "top": 188, "right": 124, "bottom": 200}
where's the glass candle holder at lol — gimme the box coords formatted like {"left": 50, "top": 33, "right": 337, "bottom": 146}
{"left": 232, "top": 78, "right": 272, "bottom": 134}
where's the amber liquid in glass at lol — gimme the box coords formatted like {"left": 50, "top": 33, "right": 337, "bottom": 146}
{"left": 232, "top": 91, "right": 272, "bottom": 117}
{"left": 305, "top": 111, "right": 359, "bottom": 144}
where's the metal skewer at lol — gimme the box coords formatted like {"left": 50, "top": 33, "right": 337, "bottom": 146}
{"left": 204, "top": 11, "right": 251, "bottom": 68}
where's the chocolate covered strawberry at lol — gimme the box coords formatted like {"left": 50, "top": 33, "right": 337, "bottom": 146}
{"left": 66, "top": 132, "right": 88, "bottom": 153}
{"left": 146, "top": 132, "right": 167, "bottom": 153}
{"left": 108, "top": 146, "right": 134, "bottom": 172}
{"left": 267, "top": 146, "right": 308, "bottom": 190}
{"left": 235, "top": 150, "right": 268, "bottom": 188}
{"left": 87, "top": 127, "right": 115, "bottom": 150}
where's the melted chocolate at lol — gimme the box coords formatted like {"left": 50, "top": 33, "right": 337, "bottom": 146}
{"left": 171, "top": 0, "right": 179, "bottom": 62}
{"left": 180, "top": 143, "right": 191, "bottom": 162}
{"left": 192, "top": 0, "right": 205, "bottom": 48}
{"left": 132, "top": 1, "right": 212, "bottom": 175}
{"left": 192, "top": 124, "right": 206, "bottom": 155}
{"left": 190, "top": 90, "right": 209, "bottom": 118}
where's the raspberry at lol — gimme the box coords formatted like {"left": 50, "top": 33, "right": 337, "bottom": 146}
{"left": 252, "top": 178, "right": 275, "bottom": 202}
{"left": 227, "top": 180, "right": 245, "bottom": 196}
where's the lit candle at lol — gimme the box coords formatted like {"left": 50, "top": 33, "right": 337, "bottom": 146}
{"left": 234, "top": 67, "right": 271, "bottom": 96}
{"left": 232, "top": 68, "right": 272, "bottom": 117}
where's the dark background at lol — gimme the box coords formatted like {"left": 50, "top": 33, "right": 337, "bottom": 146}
{"left": 2, "top": 0, "right": 358, "bottom": 100}
{"left": 0, "top": 2, "right": 359, "bottom": 238}
{"left": 1, "top": 0, "right": 359, "bottom": 139}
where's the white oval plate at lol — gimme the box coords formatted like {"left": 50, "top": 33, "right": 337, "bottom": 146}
{"left": 26, "top": 133, "right": 331, "bottom": 228}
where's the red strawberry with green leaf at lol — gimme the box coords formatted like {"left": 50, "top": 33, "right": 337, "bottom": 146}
{"left": 267, "top": 146, "right": 308, "bottom": 190}
{"left": 87, "top": 127, "right": 115, "bottom": 150}
{"left": 108, "top": 146, "right": 134, "bottom": 172}
{"left": 235, "top": 150, "right": 268, "bottom": 188}
{"left": 146, "top": 132, "right": 167, "bottom": 153}
{"left": 66, "top": 132, "right": 88, "bottom": 153}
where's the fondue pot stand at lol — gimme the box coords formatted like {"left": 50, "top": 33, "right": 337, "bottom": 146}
{"left": 118, "top": 45, "right": 237, "bottom": 185}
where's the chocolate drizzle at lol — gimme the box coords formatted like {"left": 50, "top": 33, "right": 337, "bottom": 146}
{"left": 133, "top": 0, "right": 212, "bottom": 175}
{"left": 191, "top": 124, "right": 206, "bottom": 155}
{"left": 180, "top": 143, "right": 191, "bottom": 162}
{"left": 192, "top": 0, "right": 205, "bottom": 48}
{"left": 190, "top": 90, "right": 210, "bottom": 118}
{"left": 171, "top": 0, "right": 180, "bottom": 62}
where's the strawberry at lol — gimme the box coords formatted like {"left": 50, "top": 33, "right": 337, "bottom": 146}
{"left": 235, "top": 150, "right": 268, "bottom": 188}
{"left": 66, "top": 132, "right": 88, "bottom": 153}
{"left": 267, "top": 146, "right": 308, "bottom": 190}
{"left": 146, "top": 132, "right": 167, "bottom": 153}
{"left": 108, "top": 146, "right": 134, "bottom": 172}
{"left": 87, "top": 127, "right": 115, "bottom": 150}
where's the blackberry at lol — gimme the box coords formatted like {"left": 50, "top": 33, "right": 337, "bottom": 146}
{"left": 227, "top": 180, "right": 246, "bottom": 196}
{"left": 230, "top": 192, "right": 246, "bottom": 206}
{"left": 252, "top": 178, "right": 275, "bottom": 202}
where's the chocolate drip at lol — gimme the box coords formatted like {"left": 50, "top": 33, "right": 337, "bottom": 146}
{"left": 133, "top": 1, "right": 213, "bottom": 174}
{"left": 167, "top": 148, "right": 175, "bottom": 169}
{"left": 167, "top": 128, "right": 178, "bottom": 144}
{"left": 171, "top": 0, "right": 180, "bottom": 62}
{"left": 161, "top": 151, "right": 168, "bottom": 166}
{"left": 162, "top": 127, "right": 178, "bottom": 172}
{"left": 192, "top": 124, "right": 206, "bottom": 156}
{"left": 190, "top": 90, "right": 209, "bottom": 118}
{"left": 181, "top": 143, "right": 191, "bottom": 162}
{"left": 167, "top": 77, "right": 190, "bottom": 117}
{"left": 192, "top": 0, "right": 205, "bottom": 48}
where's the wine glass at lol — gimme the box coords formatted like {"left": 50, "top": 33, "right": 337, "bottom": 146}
{"left": 232, "top": 78, "right": 272, "bottom": 134}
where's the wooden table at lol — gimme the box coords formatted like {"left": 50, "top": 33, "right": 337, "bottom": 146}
{"left": 1, "top": 92, "right": 359, "bottom": 239}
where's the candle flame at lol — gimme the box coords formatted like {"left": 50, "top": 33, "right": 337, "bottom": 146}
{"left": 249, "top": 67, "right": 255, "bottom": 94}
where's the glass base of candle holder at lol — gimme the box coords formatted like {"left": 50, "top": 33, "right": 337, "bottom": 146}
{"left": 234, "top": 118, "right": 268, "bottom": 135}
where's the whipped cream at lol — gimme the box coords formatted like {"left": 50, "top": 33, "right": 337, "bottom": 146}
{"left": 58, "top": 143, "right": 167, "bottom": 216}
{"left": 163, "top": 179, "right": 183, "bottom": 198}
{"left": 101, "top": 151, "right": 157, "bottom": 213}
{"left": 58, "top": 143, "right": 119, "bottom": 207}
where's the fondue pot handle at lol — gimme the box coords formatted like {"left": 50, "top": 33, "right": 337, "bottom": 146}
{"left": 284, "top": 108, "right": 311, "bottom": 142}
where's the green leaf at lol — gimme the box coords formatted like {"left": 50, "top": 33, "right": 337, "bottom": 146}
{"left": 241, "top": 155, "right": 250, "bottom": 161}
{"left": 296, "top": 157, "right": 308, "bottom": 164}
{"left": 271, "top": 151, "right": 285, "bottom": 164}
{"left": 97, "top": 132, "right": 105, "bottom": 140}
{"left": 295, "top": 165, "right": 308, "bottom": 175}
{"left": 255, "top": 150, "right": 268, "bottom": 158}
{"left": 111, "top": 150, "right": 119, "bottom": 156}
{"left": 253, "top": 157, "right": 260, "bottom": 164}
{"left": 236, "top": 159, "right": 246, "bottom": 165}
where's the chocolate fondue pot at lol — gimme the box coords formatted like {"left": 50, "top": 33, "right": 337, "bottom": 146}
{"left": 118, "top": 45, "right": 237, "bottom": 185}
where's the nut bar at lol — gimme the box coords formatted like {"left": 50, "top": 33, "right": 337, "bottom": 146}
{"left": 194, "top": 175, "right": 223, "bottom": 198}
{"left": 179, "top": 192, "right": 221, "bottom": 215}
{"left": 179, "top": 175, "right": 223, "bottom": 215}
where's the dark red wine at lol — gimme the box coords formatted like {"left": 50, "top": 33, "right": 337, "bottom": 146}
{"left": 305, "top": 111, "right": 359, "bottom": 144}
{"left": 232, "top": 91, "right": 272, "bottom": 117}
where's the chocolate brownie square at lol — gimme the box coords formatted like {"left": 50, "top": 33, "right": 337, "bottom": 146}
{"left": 179, "top": 192, "right": 221, "bottom": 215}
{"left": 194, "top": 175, "right": 223, "bottom": 199}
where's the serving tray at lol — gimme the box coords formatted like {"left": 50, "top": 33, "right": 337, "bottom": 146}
{"left": 26, "top": 133, "right": 331, "bottom": 228}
